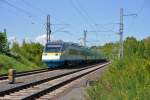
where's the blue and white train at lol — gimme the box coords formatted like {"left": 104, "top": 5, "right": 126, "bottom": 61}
{"left": 42, "top": 41, "right": 101, "bottom": 68}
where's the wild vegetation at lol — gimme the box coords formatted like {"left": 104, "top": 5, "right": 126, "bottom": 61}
{"left": 86, "top": 36, "right": 150, "bottom": 100}
{"left": 0, "top": 31, "right": 46, "bottom": 74}
{"left": 11, "top": 40, "right": 45, "bottom": 66}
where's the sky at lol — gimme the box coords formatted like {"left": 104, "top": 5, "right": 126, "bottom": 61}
{"left": 0, "top": 0, "right": 150, "bottom": 46}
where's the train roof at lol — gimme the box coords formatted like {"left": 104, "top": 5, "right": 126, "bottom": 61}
{"left": 46, "top": 41, "right": 81, "bottom": 47}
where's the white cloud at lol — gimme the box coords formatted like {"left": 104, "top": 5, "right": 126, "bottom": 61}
{"left": 8, "top": 36, "right": 31, "bottom": 47}
{"left": 35, "top": 34, "right": 55, "bottom": 45}
{"left": 8, "top": 36, "right": 17, "bottom": 43}
{"left": 35, "top": 34, "right": 46, "bottom": 45}
{"left": 24, "top": 37, "right": 31, "bottom": 43}
{"left": 8, "top": 36, "right": 21, "bottom": 48}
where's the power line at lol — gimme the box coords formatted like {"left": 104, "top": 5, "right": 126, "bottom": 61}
{"left": 0, "top": 4, "right": 30, "bottom": 21}
{"left": 75, "top": 0, "right": 97, "bottom": 30}
{"left": 1, "top": 0, "right": 33, "bottom": 17}
{"left": 137, "top": 0, "right": 148, "bottom": 14}
{"left": 70, "top": 0, "right": 100, "bottom": 43}
{"left": 70, "top": 0, "right": 95, "bottom": 30}
{"left": 1, "top": 0, "right": 67, "bottom": 24}
{"left": 22, "top": 0, "right": 71, "bottom": 39}
{"left": 0, "top": 0, "right": 45, "bottom": 22}
{"left": 0, "top": 0, "right": 42, "bottom": 24}
{"left": 127, "top": 0, "right": 148, "bottom": 32}
{"left": 88, "top": 30, "right": 115, "bottom": 33}
{"left": 22, "top": 0, "right": 68, "bottom": 24}
{"left": 70, "top": 0, "right": 87, "bottom": 27}
{"left": 22, "top": 0, "right": 46, "bottom": 15}
{"left": 74, "top": 0, "right": 118, "bottom": 36}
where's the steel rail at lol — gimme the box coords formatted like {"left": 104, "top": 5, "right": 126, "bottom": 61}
{"left": 0, "top": 62, "right": 109, "bottom": 100}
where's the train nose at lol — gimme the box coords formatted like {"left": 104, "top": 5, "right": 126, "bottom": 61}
{"left": 42, "top": 53, "right": 61, "bottom": 61}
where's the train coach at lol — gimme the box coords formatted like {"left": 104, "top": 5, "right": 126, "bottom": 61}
{"left": 42, "top": 41, "right": 102, "bottom": 68}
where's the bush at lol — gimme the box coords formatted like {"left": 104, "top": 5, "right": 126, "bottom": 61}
{"left": 11, "top": 41, "right": 45, "bottom": 67}
{"left": 86, "top": 56, "right": 150, "bottom": 100}
{"left": 86, "top": 36, "right": 150, "bottom": 100}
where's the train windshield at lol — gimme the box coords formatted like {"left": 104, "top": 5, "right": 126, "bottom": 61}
{"left": 44, "top": 44, "right": 62, "bottom": 52}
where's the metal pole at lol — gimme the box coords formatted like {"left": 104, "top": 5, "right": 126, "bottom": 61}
{"left": 118, "top": 8, "right": 137, "bottom": 59}
{"left": 4, "top": 29, "right": 6, "bottom": 34}
{"left": 46, "top": 15, "right": 48, "bottom": 43}
{"left": 119, "top": 8, "right": 123, "bottom": 59}
{"left": 47, "top": 15, "right": 51, "bottom": 43}
{"left": 84, "top": 30, "right": 87, "bottom": 47}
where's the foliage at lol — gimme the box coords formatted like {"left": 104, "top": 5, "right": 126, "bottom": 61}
{"left": 91, "top": 43, "right": 118, "bottom": 59}
{"left": 11, "top": 41, "right": 45, "bottom": 66}
{"left": 143, "top": 37, "right": 150, "bottom": 59}
{"left": 86, "top": 36, "right": 150, "bottom": 100}
{"left": 124, "top": 37, "right": 138, "bottom": 56}
{"left": 0, "top": 32, "right": 9, "bottom": 54}
{"left": 0, "top": 40, "right": 47, "bottom": 75}
{"left": 0, "top": 30, "right": 47, "bottom": 74}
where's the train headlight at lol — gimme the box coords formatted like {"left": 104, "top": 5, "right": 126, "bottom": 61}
{"left": 43, "top": 53, "right": 47, "bottom": 56}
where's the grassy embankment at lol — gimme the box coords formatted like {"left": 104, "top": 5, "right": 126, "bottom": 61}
{"left": 86, "top": 56, "right": 150, "bottom": 100}
{"left": 0, "top": 54, "right": 45, "bottom": 75}
{"left": 86, "top": 36, "right": 150, "bottom": 99}
{"left": 0, "top": 31, "right": 47, "bottom": 75}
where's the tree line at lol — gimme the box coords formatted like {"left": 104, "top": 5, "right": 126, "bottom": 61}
{"left": 91, "top": 36, "right": 150, "bottom": 60}
{"left": 0, "top": 31, "right": 44, "bottom": 66}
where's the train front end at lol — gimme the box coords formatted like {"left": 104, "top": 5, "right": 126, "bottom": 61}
{"left": 42, "top": 43, "right": 64, "bottom": 68}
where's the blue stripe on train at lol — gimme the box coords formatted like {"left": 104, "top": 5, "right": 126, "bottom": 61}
{"left": 42, "top": 60, "right": 65, "bottom": 68}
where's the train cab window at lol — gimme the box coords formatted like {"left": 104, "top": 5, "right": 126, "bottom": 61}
{"left": 44, "top": 44, "right": 62, "bottom": 52}
{"left": 45, "top": 47, "right": 61, "bottom": 52}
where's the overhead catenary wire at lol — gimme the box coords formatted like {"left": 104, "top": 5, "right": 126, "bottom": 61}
{"left": 21, "top": 0, "right": 73, "bottom": 40}
{"left": 74, "top": 0, "right": 119, "bottom": 35}
{"left": 74, "top": 0, "right": 102, "bottom": 43}
{"left": 1, "top": 0, "right": 32, "bottom": 16}
{"left": 70, "top": 0, "right": 101, "bottom": 45}
{"left": 22, "top": 0, "right": 46, "bottom": 15}
{"left": 0, "top": 3, "right": 31, "bottom": 23}
{"left": 70, "top": 0, "right": 95, "bottom": 30}
{"left": 1, "top": 0, "right": 68, "bottom": 25}
{"left": 22, "top": 0, "right": 68, "bottom": 25}
{"left": 75, "top": 0, "right": 98, "bottom": 30}
{"left": 71, "top": 0, "right": 121, "bottom": 45}
{"left": 0, "top": 0, "right": 47, "bottom": 26}
{"left": 0, "top": 0, "right": 44, "bottom": 21}
{"left": 0, "top": 0, "right": 75, "bottom": 43}
{"left": 127, "top": 0, "right": 148, "bottom": 32}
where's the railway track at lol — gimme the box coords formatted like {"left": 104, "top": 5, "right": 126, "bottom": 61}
{"left": 0, "top": 68, "right": 52, "bottom": 80}
{"left": 0, "top": 60, "right": 104, "bottom": 80}
{"left": 0, "top": 62, "right": 109, "bottom": 100}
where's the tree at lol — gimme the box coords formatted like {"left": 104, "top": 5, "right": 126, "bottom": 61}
{"left": 124, "top": 37, "right": 138, "bottom": 56}
{"left": 11, "top": 40, "right": 44, "bottom": 66}
{"left": 0, "top": 30, "right": 9, "bottom": 54}
{"left": 11, "top": 41, "right": 20, "bottom": 53}
{"left": 143, "top": 36, "right": 150, "bottom": 59}
{"left": 99, "top": 43, "right": 118, "bottom": 59}
{"left": 136, "top": 40, "right": 145, "bottom": 57}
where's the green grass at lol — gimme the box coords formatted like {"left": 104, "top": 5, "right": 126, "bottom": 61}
{"left": 86, "top": 56, "right": 150, "bottom": 100}
{"left": 0, "top": 54, "right": 45, "bottom": 75}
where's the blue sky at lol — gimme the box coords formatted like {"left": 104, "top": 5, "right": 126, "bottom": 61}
{"left": 0, "top": 0, "right": 150, "bottom": 46}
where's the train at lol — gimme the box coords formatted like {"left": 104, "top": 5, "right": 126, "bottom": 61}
{"left": 42, "top": 41, "right": 102, "bottom": 68}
